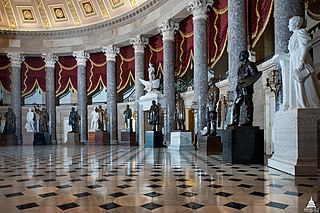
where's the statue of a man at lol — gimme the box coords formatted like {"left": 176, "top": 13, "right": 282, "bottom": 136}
{"left": 25, "top": 108, "right": 35, "bottom": 132}
{"left": 96, "top": 105, "right": 105, "bottom": 131}
{"left": 175, "top": 92, "right": 186, "bottom": 130}
{"left": 68, "top": 107, "right": 80, "bottom": 133}
{"left": 34, "top": 106, "right": 49, "bottom": 133}
{"left": 229, "top": 50, "right": 261, "bottom": 126}
{"left": 204, "top": 78, "right": 220, "bottom": 135}
{"left": 148, "top": 63, "right": 155, "bottom": 81}
{"left": 90, "top": 108, "right": 99, "bottom": 130}
{"left": 123, "top": 105, "right": 132, "bottom": 130}
{"left": 3, "top": 107, "right": 16, "bottom": 134}
{"left": 148, "top": 100, "right": 160, "bottom": 131}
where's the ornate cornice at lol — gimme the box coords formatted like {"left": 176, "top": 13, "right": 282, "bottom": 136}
{"left": 102, "top": 45, "right": 120, "bottom": 62}
{"left": 158, "top": 20, "right": 180, "bottom": 42}
{"left": 130, "top": 35, "right": 149, "bottom": 54}
{"left": 187, "top": 0, "right": 214, "bottom": 21}
{"left": 0, "top": 0, "right": 164, "bottom": 39}
{"left": 42, "top": 54, "right": 58, "bottom": 68}
{"left": 73, "top": 51, "right": 89, "bottom": 67}
{"left": 7, "top": 53, "right": 25, "bottom": 68}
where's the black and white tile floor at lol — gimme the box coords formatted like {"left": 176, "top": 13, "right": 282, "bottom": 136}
{"left": 0, "top": 145, "right": 317, "bottom": 212}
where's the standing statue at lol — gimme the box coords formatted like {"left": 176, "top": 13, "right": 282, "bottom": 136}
{"left": 96, "top": 105, "right": 105, "bottom": 131}
{"left": 287, "top": 16, "right": 320, "bottom": 108}
{"left": 3, "top": 107, "right": 16, "bottom": 134}
{"left": 34, "top": 106, "right": 49, "bottom": 133}
{"left": 175, "top": 92, "right": 186, "bottom": 130}
{"left": 148, "top": 100, "right": 160, "bottom": 131}
{"left": 90, "top": 108, "right": 99, "bottom": 130}
{"left": 229, "top": 50, "right": 261, "bottom": 126}
{"left": 25, "top": 108, "right": 35, "bottom": 132}
{"left": 204, "top": 78, "right": 220, "bottom": 135}
{"left": 123, "top": 105, "right": 132, "bottom": 130}
{"left": 148, "top": 63, "right": 156, "bottom": 81}
{"left": 68, "top": 107, "right": 80, "bottom": 133}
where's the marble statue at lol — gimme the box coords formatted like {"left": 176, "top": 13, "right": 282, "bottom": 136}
{"left": 90, "top": 108, "right": 99, "bottom": 130}
{"left": 204, "top": 78, "right": 220, "bottom": 135}
{"left": 139, "top": 64, "right": 160, "bottom": 93}
{"left": 175, "top": 92, "right": 186, "bottom": 130}
{"left": 34, "top": 106, "right": 49, "bottom": 133}
{"left": 148, "top": 100, "right": 160, "bottom": 131}
{"left": 68, "top": 107, "right": 80, "bottom": 133}
{"left": 3, "top": 107, "right": 16, "bottom": 134}
{"left": 287, "top": 16, "right": 320, "bottom": 108}
{"left": 25, "top": 108, "right": 35, "bottom": 132}
{"left": 123, "top": 104, "right": 132, "bottom": 130}
{"left": 229, "top": 50, "right": 261, "bottom": 126}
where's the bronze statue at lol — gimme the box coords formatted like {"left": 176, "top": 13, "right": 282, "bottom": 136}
{"left": 3, "top": 107, "right": 16, "bottom": 134}
{"left": 123, "top": 105, "right": 132, "bottom": 130}
{"left": 229, "top": 50, "right": 261, "bottom": 126}
{"left": 34, "top": 106, "right": 49, "bottom": 132}
{"left": 68, "top": 107, "right": 80, "bottom": 133}
{"left": 175, "top": 92, "right": 186, "bottom": 130}
{"left": 96, "top": 105, "right": 105, "bottom": 131}
{"left": 204, "top": 78, "right": 220, "bottom": 136}
{"left": 148, "top": 100, "right": 160, "bottom": 131}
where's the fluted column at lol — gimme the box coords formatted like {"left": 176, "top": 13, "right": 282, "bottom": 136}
{"left": 188, "top": 0, "right": 213, "bottom": 138}
{"left": 158, "top": 20, "right": 179, "bottom": 144}
{"left": 73, "top": 51, "right": 89, "bottom": 144}
{"left": 102, "top": 45, "right": 120, "bottom": 144}
{"left": 130, "top": 35, "right": 149, "bottom": 144}
{"left": 274, "top": 0, "right": 304, "bottom": 54}
{"left": 7, "top": 53, "right": 24, "bottom": 144}
{"left": 42, "top": 54, "right": 58, "bottom": 144}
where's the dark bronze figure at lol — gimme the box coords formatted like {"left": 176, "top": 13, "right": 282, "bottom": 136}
{"left": 68, "top": 107, "right": 80, "bottom": 133}
{"left": 147, "top": 100, "right": 160, "bottom": 131}
{"left": 175, "top": 92, "right": 186, "bottom": 130}
{"left": 3, "top": 107, "right": 16, "bottom": 134}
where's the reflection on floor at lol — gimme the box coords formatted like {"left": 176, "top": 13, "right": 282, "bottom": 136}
{"left": 0, "top": 145, "right": 317, "bottom": 212}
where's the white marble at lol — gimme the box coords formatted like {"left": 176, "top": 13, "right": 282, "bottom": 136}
{"left": 169, "top": 131, "right": 192, "bottom": 150}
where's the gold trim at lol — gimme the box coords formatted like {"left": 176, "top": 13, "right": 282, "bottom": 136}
{"left": 251, "top": 0, "right": 261, "bottom": 39}
{"left": 97, "top": 0, "right": 110, "bottom": 19}
{"left": 88, "top": 76, "right": 106, "bottom": 95}
{"left": 2, "top": 0, "right": 17, "bottom": 28}
{"left": 56, "top": 61, "right": 77, "bottom": 96}
{"left": 109, "top": 0, "right": 125, "bottom": 9}
{"left": 129, "top": 0, "right": 138, "bottom": 8}
{"left": 35, "top": 0, "right": 51, "bottom": 29}
{"left": 66, "top": 0, "right": 81, "bottom": 26}
{"left": 22, "top": 79, "right": 42, "bottom": 97}
{"left": 177, "top": 30, "right": 193, "bottom": 77}
{"left": 210, "top": 31, "right": 227, "bottom": 69}
{"left": 0, "top": 64, "right": 10, "bottom": 70}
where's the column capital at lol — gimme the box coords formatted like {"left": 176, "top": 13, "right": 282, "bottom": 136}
{"left": 158, "top": 20, "right": 180, "bottom": 42}
{"left": 129, "top": 35, "right": 149, "bottom": 54}
{"left": 187, "top": 0, "right": 214, "bottom": 21}
{"left": 102, "top": 45, "right": 120, "bottom": 62}
{"left": 41, "top": 53, "right": 58, "bottom": 68}
{"left": 73, "top": 51, "right": 90, "bottom": 66}
{"left": 7, "top": 53, "right": 25, "bottom": 68}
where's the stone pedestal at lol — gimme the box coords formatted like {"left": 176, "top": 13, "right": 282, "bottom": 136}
{"left": 94, "top": 131, "right": 109, "bottom": 145}
{"left": 268, "top": 109, "right": 320, "bottom": 176}
{"left": 88, "top": 131, "right": 95, "bottom": 143}
{"left": 33, "top": 133, "right": 50, "bottom": 145}
{"left": 22, "top": 132, "right": 34, "bottom": 145}
{"left": 120, "top": 130, "right": 137, "bottom": 146}
{"left": 198, "top": 135, "right": 222, "bottom": 155}
{"left": 169, "top": 131, "right": 192, "bottom": 150}
{"left": 219, "top": 127, "right": 264, "bottom": 164}
{"left": 0, "top": 134, "right": 17, "bottom": 146}
{"left": 145, "top": 131, "right": 165, "bottom": 148}
{"left": 67, "top": 132, "right": 80, "bottom": 144}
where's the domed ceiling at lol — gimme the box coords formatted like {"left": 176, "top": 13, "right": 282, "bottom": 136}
{"left": 0, "top": 0, "right": 147, "bottom": 31}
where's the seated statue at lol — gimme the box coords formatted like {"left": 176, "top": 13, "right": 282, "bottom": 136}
{"left": 25, "top": 108, "right": 35, "bottom": 132}
{"left": 68, "top": 107, "right": 80, "bottom": 133}
{"left": 123, "top": 104, "right": 132, "bottom": 131}
{"left": 147, "top": 100, "right": 160, "bottom": 131}
{"left": 175, "top": 92, "right": 186, "bottom": 130}
{"left": 3, "top": 107, "right": 16, "bottom": 134}
{"left": 139, "top": 64, "right": 160, "bottom": 93}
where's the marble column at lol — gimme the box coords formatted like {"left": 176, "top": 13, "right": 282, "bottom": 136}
{"left": 130, "top": 35, "right": 149, "bottom": 144}
{"left": 274, "top": 0, "right": 304, "bottom": 54}
{"left": 73, "top": 51, "right": 89, "bottom": 144}
{"left": 188, "top": 0, "right": 213, "bottom": 137}
{"left": 158, "top": 20, "right": 179, "bottom": 144}
{"left": 7, "top": 53, "right": 24, "bottom": 144}
{"left": 42, "top": 54, "right": 58, "bottom": 144}
{"left": 102, "top": 45, "right": 120, "bottom": 144}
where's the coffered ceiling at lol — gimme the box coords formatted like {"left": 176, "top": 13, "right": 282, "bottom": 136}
{"left": 0, "top": 0, "right": 147, "bottom": 31}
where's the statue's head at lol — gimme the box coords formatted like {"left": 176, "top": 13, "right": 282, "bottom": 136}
{"left": 208, "top": 77, "right": 217, "bottom": 86}
{"left": 239, "top": 50, "right": 249, "bottom": 62}
{"left": 8, "top": 107, "right": 12, "bottom": 111}
{"left": 126, "top": 104, "right": 130, "bottom": 109}
{"left": 152, "top": 100, "right": 156, "bottom": 105}
{"left": 29, "top": 108, "right": 32, "bottom": 112}
{"left": 71, "top": 107, "right": 75, "bottom": 111}
{"left": 288, "top": 16, "right": 303, "bottom": 32}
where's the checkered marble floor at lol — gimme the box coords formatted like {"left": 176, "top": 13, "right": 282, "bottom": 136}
{"left": 0, "top": 145, "right": 317, "bottom": 212}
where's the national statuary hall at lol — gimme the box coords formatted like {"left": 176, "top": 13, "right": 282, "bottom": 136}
{"left": 0, "top": 0, "right": 319, "bottom": 212}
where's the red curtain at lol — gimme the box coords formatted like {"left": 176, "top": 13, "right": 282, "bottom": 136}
{"left": 0, "top": 56, "right": 11, "bottom": 92}
{"left": 87, "top": 52, "right": 106, "bottom": 95}
{"left": 116, "top": 45, "right": 135, "bottom": 92}
{"left": 55, "top": 56, "right": 77, "bottom": 97}
{"left": 145, "top": 34, "right": 164, "bottom": 80}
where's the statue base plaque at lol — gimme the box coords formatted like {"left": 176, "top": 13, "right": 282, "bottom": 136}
{"left": 0, "top": 134, "right": 17, "bottom": 146}
{"left": 219, "top": 126, "right": 263, "bottom": 164}
{"left": 169, "top": 131, "right": 192, "bottom": 150}
{"left": 67, "top": 132, "right": 80, "bottom": 144}
{"left": 120, "top": 130, "right": 137, "bottom": 146}
{"left": 94, "top": 131, "right": 109, "bottom": 145}
{"left": 198, "top": 135, "right": 222, "bottom": 155}
{"left": 145, "top": 131, "right": 165, "bottom": 148}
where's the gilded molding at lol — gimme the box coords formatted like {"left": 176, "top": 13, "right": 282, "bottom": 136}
{"left": 129, "top": 0, "right": 138, "bottom": 8}
{"left": 35, "top": 0, "right": 51, "bottom": 29}
{"left": 66, "top": 0, "right": 81, "bottom": 26}
{"left": 97, "top": 0, "right": 110, "bottom": 19}
{"left": 2, "top": 0, "right": 17, "bottom": 29}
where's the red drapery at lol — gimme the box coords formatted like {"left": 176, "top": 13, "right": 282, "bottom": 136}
{"left": 145, "top": 34, "right": 164, "bottom": 80}
{"left": 87, "top": 52, "right": 106, "bottom": 95}
{"left": 0, "top": 56, "right": 11, "bottom": 92}
{"left": 55, "top": 56, "right": 77, "bottom": 97}
{"left": 116, "top": 45, "right": 135, "bottom": 92}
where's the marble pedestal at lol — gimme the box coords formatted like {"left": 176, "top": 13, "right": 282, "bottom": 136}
{"left": 67, "top": 132, "right": 80, "bottom": 144}
{"left": 23, "top": 132, "right": 34, "bottom": 145}
{"left": 169, "top": 131, "right": 192, "bottom": 150}
{"left": 268, "top": 109, "right": 320, "bottom": 176}
{"left": 145, "top": 131, "right": 165, "bottom": 148}
{"left": 0, "top": 134, "right": 17, "bottom": 146}
{"left": 219, "top": 127, "right": 264, "bottom": 164}
{"left": 120, "top": 130, "right": 137, "bottom": 146}
{"left": 94, "top": 131, "right": 109, "bottom": 145}
{"left": 88, "top": 131, "right": 95, "bottom": 143}
{"left": 33, "top": 133, "right": 50, "bottom": 145}
{"left": 198, "top": 135, "right": 222, "bottom": 155}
